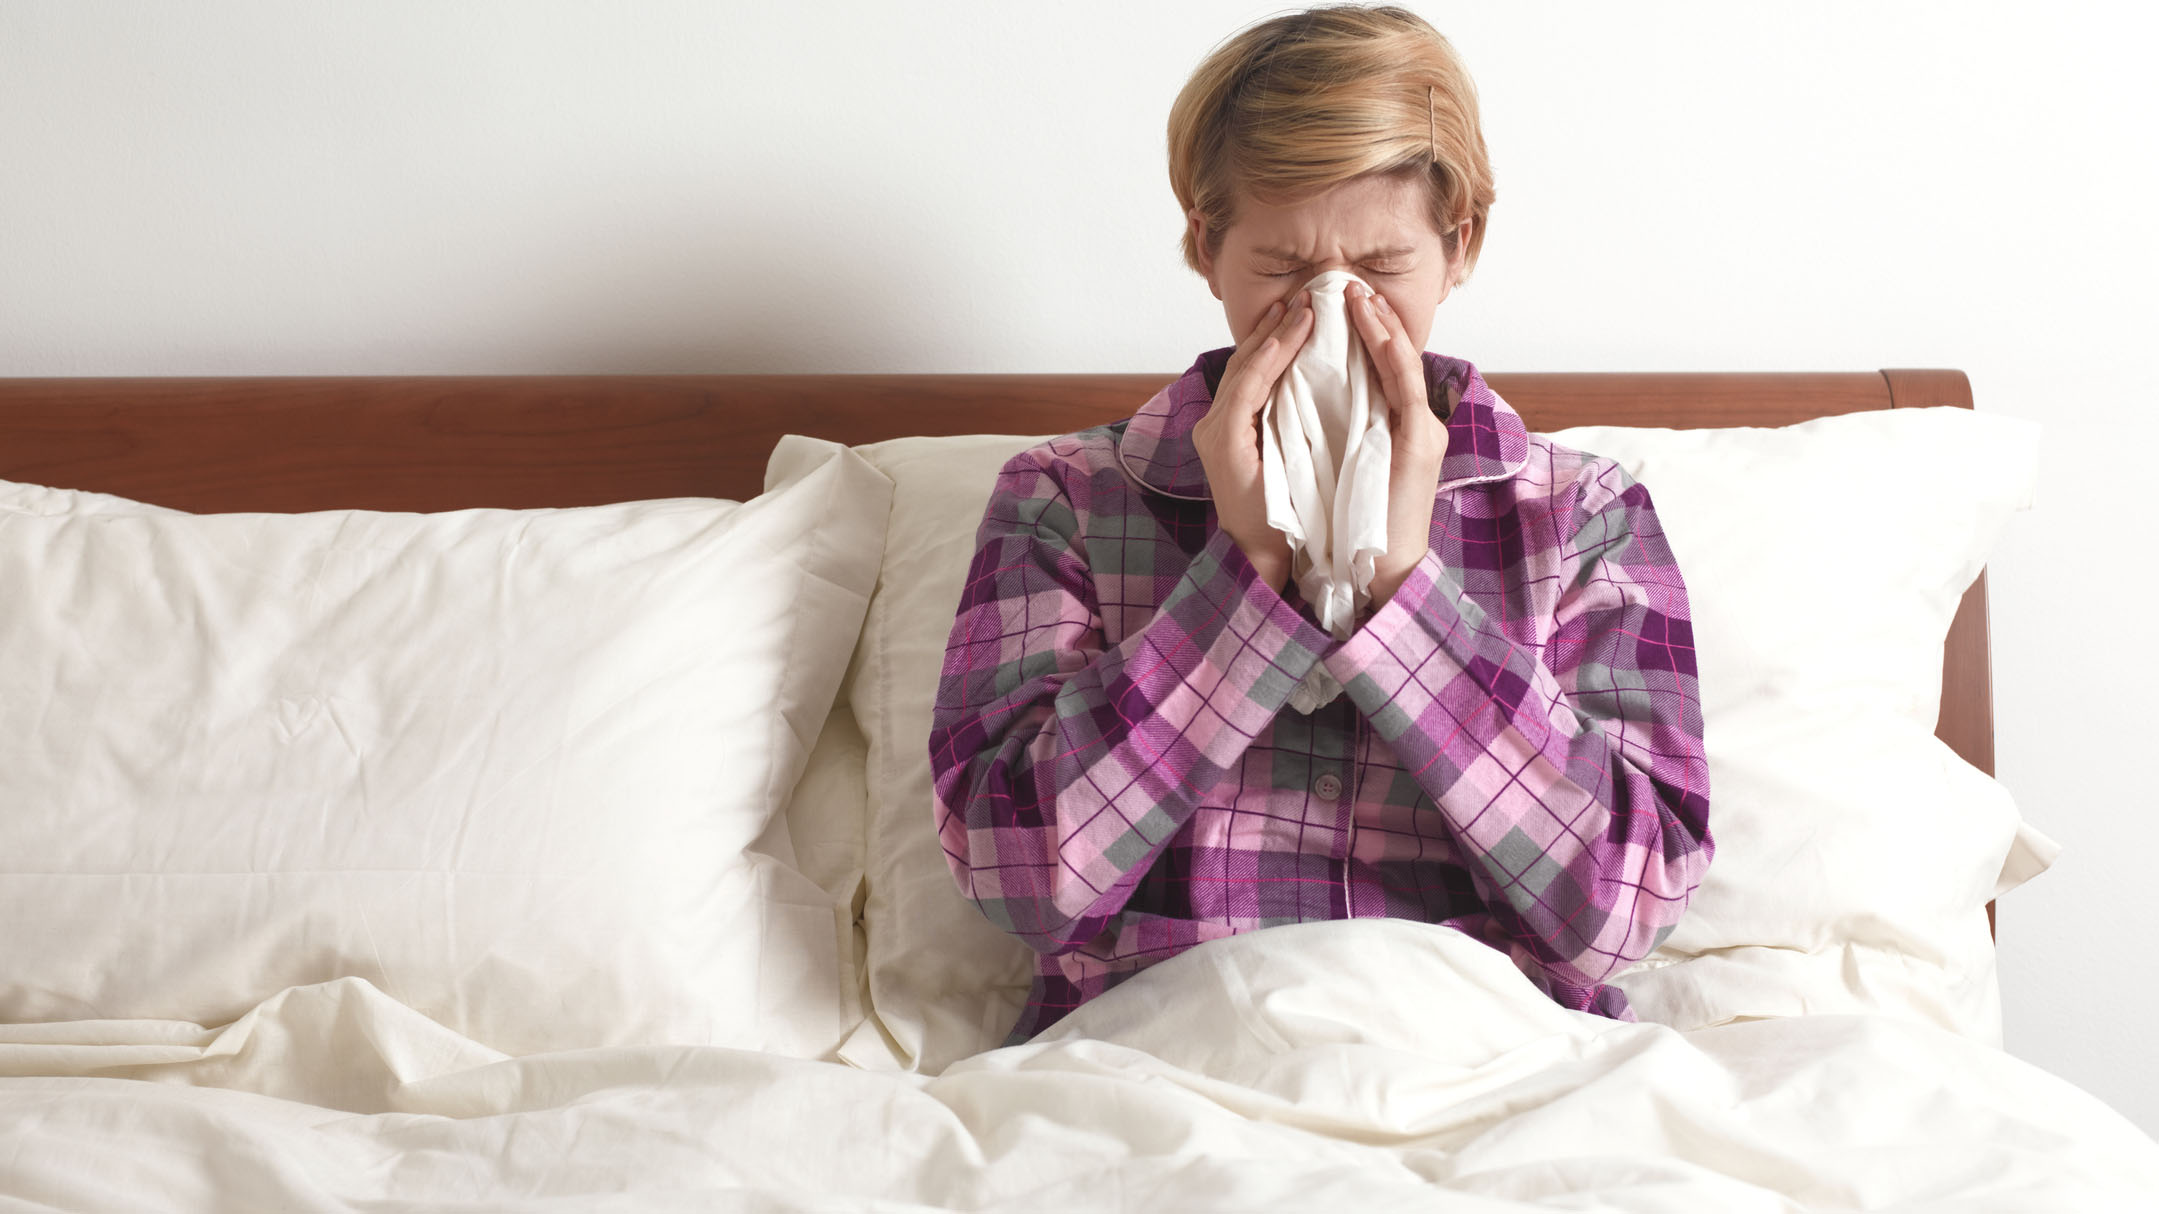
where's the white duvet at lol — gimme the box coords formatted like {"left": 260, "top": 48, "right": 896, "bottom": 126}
{"left": 2, "top": 919, "right": 2152, "bottom": 1213}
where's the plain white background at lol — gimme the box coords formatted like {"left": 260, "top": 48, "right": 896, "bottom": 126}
{"left": 3, "top": 1, "right": 2153, "bottom": 1135}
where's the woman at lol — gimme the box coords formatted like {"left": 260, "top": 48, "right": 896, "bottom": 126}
{"left": 929, "top": 4, "right": 1713, "bottom": 1043}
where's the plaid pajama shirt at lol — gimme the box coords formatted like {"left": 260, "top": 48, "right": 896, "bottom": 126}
{"left": 928, "top": 347, "right": 1714, "bottom": 1042}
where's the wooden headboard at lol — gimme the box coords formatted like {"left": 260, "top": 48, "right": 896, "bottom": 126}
{"left": 0, "top": 367, "right": 1996, "bottom": 938}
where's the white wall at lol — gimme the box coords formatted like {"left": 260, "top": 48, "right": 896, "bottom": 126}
{"left": 4, "top": 0, "right": 2154, "bottom": 1134}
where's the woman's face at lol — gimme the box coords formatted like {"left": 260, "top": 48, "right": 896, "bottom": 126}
{"left": 1189, "top": 171, "right": 1468, "bottom": 353}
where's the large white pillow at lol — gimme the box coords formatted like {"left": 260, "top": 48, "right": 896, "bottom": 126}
{"left": 828, "top": 406, "right": 2054, "bottom": 1073}
{"left": 0, "top": 435, "right": 890, "bottom": 1058}
{"left": 1553, "top": 413, "right": 2056, "bottom": 1046}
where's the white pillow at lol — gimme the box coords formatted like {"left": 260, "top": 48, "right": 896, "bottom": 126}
{"left": 1554, "top": 411, "right": 2055, "bottom": 1045}
{"left": 834, "top": 437, "right": 1048, "bottom": 1072}
{"left": 830, "top": 407, "right": 2053, "bottom": 1072}
{"left": 0, "top": 435, "right": 891, "bottom": 1058}
{"left": 778, "top": 694, "right": 873, "bottom": 1038}
{"left": 0, "top": 480, "right": 184, "bottom": 517}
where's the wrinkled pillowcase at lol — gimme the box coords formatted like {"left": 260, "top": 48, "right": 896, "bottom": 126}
{"left": 0, "top": 437, "right": 890, "bottom": 1057}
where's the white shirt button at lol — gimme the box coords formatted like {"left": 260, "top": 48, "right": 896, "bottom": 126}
{"left": 1313, "top": 773, "right": 1344, "bottom": 800}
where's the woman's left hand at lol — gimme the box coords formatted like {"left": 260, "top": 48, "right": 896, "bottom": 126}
{"left": 1346, "top": 280, "right": 1448, "bottom": 607}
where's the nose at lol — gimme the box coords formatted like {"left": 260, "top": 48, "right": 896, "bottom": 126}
{"left": 1291, "top": 267, "right": 1369, "bottom": 296}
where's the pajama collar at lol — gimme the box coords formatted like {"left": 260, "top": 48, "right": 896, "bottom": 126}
{"left": 1116, "top": 346, "right": 1530, "bottom": 502}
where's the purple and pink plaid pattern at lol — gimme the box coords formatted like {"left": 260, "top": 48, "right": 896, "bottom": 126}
{"left": 929, "top": 348, "right": 1713, "bottom": 1042}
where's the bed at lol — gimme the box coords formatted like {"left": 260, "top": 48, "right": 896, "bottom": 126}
{"left": 0, "top": 367, "right": 2150, "bottom": 1212}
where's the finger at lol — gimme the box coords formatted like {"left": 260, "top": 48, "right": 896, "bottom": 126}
{"left": 1254, "top": 289, "right": 1316, "bottom": 376}
{"left": 1346, "top": 285, "right": 1389, "bottom": 353}
{"left": 1224, "top": 290, "right": 1315, "bottom": 415}
{"left": 1218, "top": 299, "right": 1277, "bottom": 389}
{"left": 1239, "top": 289, "right": 1312, "bottom": 361}
{"left": 1233, "top": 299, "right": 1287, "bottom": 353}
{"left": 1206, "top": 303, "right": 1282, "bottom": 439}
{"left": 1350, "top": 290, "right": 1426, "bottom": 426}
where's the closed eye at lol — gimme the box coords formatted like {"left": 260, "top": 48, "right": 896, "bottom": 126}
{"left": 1261, "top": 268, "right": 1406, "bottom": 278}
{"left": 1260, "top": 264, "right": 1407, "bottom": 274}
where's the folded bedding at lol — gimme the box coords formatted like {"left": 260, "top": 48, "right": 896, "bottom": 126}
{"left": 2, "top": 920, "right": 2152, "bottom": 1211}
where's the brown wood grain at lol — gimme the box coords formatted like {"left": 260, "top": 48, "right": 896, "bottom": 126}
{"left": 0, "top": 370, "right": 1897, "bottom": 511}
{"left": 0, "top": 368, "right": 2001, "bottom": 940}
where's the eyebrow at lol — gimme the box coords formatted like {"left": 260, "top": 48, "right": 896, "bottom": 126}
{"left": 1252, "top": 245, "right": 1419, "bottom": 261}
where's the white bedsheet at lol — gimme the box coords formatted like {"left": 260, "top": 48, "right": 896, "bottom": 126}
{"left": 2, "top": 920, "right": 2152, "bottom": 1213}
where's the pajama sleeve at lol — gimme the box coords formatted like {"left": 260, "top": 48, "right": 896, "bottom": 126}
{"left": 1320, "top": 459, "right": 1714, "bottom": 998}
{"left": 928, "top": 449, "right": 1336, "bottom": 956}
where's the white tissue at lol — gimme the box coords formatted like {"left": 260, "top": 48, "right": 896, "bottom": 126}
{"left": 1258, "top": 269, "right": 1393, "bottom": 712}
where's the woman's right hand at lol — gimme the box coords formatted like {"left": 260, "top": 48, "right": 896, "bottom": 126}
{"left": 1189, "top": 287, "right": 1313, "bottom": 593}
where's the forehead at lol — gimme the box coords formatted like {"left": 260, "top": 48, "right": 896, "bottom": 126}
{"left": 1227, "top": 174, "right": 1442, "bottom": 256}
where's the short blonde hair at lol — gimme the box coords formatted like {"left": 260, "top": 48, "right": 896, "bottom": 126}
{"left": 1168, "top": 5, "right": 1495, "bottom": 286}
